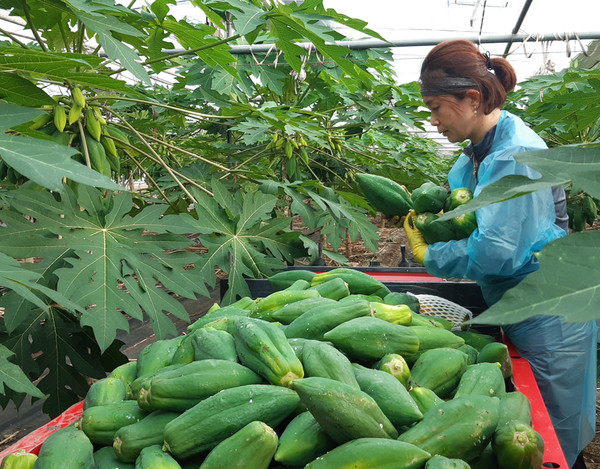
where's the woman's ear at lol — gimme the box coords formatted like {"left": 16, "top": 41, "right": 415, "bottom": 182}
{"left": 465, "top": 89, "right": 481, "bottom": 110}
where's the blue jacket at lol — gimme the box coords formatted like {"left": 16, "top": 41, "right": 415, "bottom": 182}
{"left": 424, "top": 110, "right": 566, "bottom": 305}
{"left": 422, "top": 110, "right": 595, "bottom": 467}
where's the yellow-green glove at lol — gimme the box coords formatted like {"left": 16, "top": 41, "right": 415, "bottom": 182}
{"left": 403, "top": 210, "right": 428, "bottom": 265}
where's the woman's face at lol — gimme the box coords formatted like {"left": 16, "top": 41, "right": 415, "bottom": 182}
{"left": 423, "top": 94, "right": 477, "bottom": 143}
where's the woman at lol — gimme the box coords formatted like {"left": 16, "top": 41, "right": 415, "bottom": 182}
{"left": 404, "top": 39, "right": 596, "bottom": 468}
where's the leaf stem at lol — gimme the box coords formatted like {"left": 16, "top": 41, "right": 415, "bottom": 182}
{"left": 146, "top": 34, "right": 241, "bottom": 66}
{"left": 20, "top": 0, "right": 47, "bottom": 52}
{"left": 77, "top": 120, "right": 92, "bottom": 168}
{"left": 0, "top": 27, "right": 29, "bottom": 48}
{"left": 88, "top": 95, "right": 238, "bottom": 120}
{"left": 76, "top": 21, "right": 85, "bottom": 54}
{"left": 109, "top": 34, "right": 241, "bottom": 76}
{"left": 125, "top": 151, "right": 180, "bottom": 210}
{"left": 57, "top": 20, "right": 71, "bottom": 53}
{"left": 121, "top": 141, "right": 213, "bottom": 197}
{"left": 128, "top": 128, "right": 233, "bottom": 174}
{"left": 108, "top": 114, "right": 201, "bottom": 202}
{"left": 338, "top": 142, "right": 385, "bottom": 164}
{"left": 128, "top": 133, "right": 196, "bottom": 202}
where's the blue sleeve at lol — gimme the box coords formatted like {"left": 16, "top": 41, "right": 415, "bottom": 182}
{"left": 423, "top": 149, "right": 564, "bottom": 283}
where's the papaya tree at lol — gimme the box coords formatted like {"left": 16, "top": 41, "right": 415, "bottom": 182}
{"left": 0, "top": 0, "right": 442, "bottom": 415}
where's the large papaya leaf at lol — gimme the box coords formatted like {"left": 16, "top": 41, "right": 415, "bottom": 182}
{"left": 0, "top": 103, "right": 122, "bottom": 191}
{"left": 260, "top": 179, "right": 379, "bottom": 254}
{"left": 0, "top": 252, "right": 84, "bottom": 332}
{"left": 516, "top": 145, "right": 600, "bottom": 198}
{"left": 432, "top": 145, "right": 600, "bottom": 325}
{"left": 0, "top": 344, "right": 45, "bottom": 400}
{"left": 438, "top": 145, "right": 600, "bottom": 220}
{"left": 197, "top": 0, "right": 384, "bottom": 84}
{"left": 1, "top": 307, "right": 126, "bottom": 416}
{"left": 161, "top": 18, "right": 238, "bottom": 76}
{"left": 68, "top": 6, "right": 151, "bottom": 85}
{"left": 170, "top": 179, "right": 306, "bottom": 304}
{"left": 0, "top": 47, "right": 139, "bottom": 95}
{"left": 0, "top": 73, "right": 56, "bottom": 107}
{"left": 0, "top": 46, "right": 95, "bottom": 76}
{"left": 1, "top": 186, "right": 210, "bottom": 352}
{"left": 470, "top": 231, "right": 600, "bottom": 325}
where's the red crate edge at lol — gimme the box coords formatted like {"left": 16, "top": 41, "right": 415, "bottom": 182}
{"left": 501, "top": 333, "right": 567, "bottom": 469}
{"left": 0, "top": 400, "right": 84, "bottom": 462}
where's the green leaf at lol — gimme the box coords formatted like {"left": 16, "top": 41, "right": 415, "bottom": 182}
{"left": 0, "top": 253, "right": 85, "bottom": 333}
{"left": 260, "top": 180, "right": 379, "bottom": 254}
{"left": 29, "top": 308, "right": 116, "bottom": 416}
{"left": 470, "top": 231, "right": 600, "bottom": 325}
{"left": 0, "top": 47, "right": 132, "bottom": 93}
{"left": 516, "top": 145, "right": 600, "bottom": 199}
{"left": 267, "top": 12, "right": 372, "bottom": 84}
{"left": 190, "top": 1, "right": 228, "bottom": 30}
{"left": 0, "top": 103, "right": 122, "bottom": 191}
{"left": 439, "top": 145, "right": 600, "bottom": 221}
{"left": 322, "top": 248, "right": 348, "bottom": 265}
{"left": 64, "top": 0, "right": 134, "bottom": 16}
{"left": 230, "top": 118, "right": 272, "bottom": 145}
{"left": 0, "top": 253, "right": 54, "bottom": 314}
{"left": 0, "top": 46, "right": 94, "bottom": 75}
{"left": 162, "top": 18, "right": 238, "bottom": 75}
{"left": 0, "top": 344, "right": 45, "bottom": 398}
{"left": 171, "top": 180, "right": 302, "bottom": 304}
{"left": 73, "top": 10, "right": 151, "bottom": 85}
{"left": 2, "top": 186, "right": 209, "bottom": 352}
{"left": 0, "top": 72, "right": 55, "bottom": 106}
{"left": 438, "top": 174, "right": 563, "bottom": 220}
{"left": 225, "top": 0, "right": 265, "bottom": 36}
{"left": 95, "top": 31, "right": 151, "bottom": 85}
{"left": 57, "top": 72, "right": 136, "bottom": 94}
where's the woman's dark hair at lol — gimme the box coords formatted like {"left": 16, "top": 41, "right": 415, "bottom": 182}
{"left": 420, "top": 40, "right": 517, "bottom": 114}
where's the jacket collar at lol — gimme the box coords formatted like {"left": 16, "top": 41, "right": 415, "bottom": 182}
{"left": 463, "top": 125, "right": 497, "bottom": 182}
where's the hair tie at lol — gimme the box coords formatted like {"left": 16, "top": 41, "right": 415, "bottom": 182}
{"left": 484, "top": 51, "right": 495, "bottom": 72}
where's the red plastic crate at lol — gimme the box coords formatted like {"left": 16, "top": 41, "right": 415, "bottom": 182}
{"left": 502, "top": 333, "right": 567, "bottom": 469}
{"left": 0, "top": 400, "right": 84, "bottom": 460}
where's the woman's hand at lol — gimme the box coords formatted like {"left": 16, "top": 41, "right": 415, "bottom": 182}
{"left": 403, "top": 210, "right": 429, "bottom": 265}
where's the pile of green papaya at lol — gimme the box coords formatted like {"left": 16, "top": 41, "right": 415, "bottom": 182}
{"left": 409, "top": 182, "right": 478, "bottom": 244}
{"left": 354, "top": 173, "right": 477, "bottom": 244}
{"left": 5, "top": 268, "right": 545, "bottom": 469}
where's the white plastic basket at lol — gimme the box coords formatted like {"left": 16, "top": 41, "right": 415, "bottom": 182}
{"left": 414, "top": 294, "right": 473, "bottom": 331}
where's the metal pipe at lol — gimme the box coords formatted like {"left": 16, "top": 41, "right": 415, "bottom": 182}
{"left": 98, "top": 30, "right": 600, "bottom": 58}
{"left": 224, "top": 31, "right": 600, "bottom": 54}
{"left": 502, "top": 0, "right": 534, "bottom": 58}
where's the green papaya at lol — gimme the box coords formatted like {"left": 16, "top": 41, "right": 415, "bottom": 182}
{"left": 274, "top": 411, "right": 336, "bottom": 467}
{"left": 198, "top": 421, "right": 278, "bottom": 469}
{"left": 355, "top": 173, "right": 413, "bottom": 217}
{"left": 291, "top": 377, "right": 399, "bottom": 444}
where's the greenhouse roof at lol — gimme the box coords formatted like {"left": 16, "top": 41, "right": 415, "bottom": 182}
{"left": 152, "top": 0, "right": 600, "bottom": 85}
{"left": 319, "top": 0, "right": 600, "bottom": 83}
